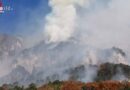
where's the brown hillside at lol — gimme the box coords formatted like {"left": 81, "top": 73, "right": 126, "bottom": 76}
{"left": 38, "top": 80, "right": 130, "bottom": 90}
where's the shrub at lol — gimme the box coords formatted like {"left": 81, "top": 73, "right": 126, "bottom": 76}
{"left": 82, "top": 86, "right": 87, "bottom": 90}
{"left": 26, "top": 83, "right": 37, "bottom": 90}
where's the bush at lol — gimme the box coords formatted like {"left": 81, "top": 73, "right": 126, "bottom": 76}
{"left": 26, "top": 83, "right": 37, "bottom": 90}
{"left": 82, "top": 86, "right": 87, "bottom": 90}
{"left": 12, "top": 86, "right": 24, "bottom": 90}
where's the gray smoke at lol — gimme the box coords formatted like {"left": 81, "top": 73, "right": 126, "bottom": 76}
{"left": 0, "top": 0, "right": 130, "bottom": 86}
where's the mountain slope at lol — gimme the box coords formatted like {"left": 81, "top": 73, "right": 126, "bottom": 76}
{"left": 38, "top": 80, "right": 130, "bottom": 90}
{"left": 95, "top": 63, "right": 130, "bottom": 81}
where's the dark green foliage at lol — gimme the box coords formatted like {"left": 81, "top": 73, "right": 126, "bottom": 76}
{"left": 69, "top": 65, "right": 86, "bottom": 80}
{"left": 0, "top": 87, "right": 3, "bottom": 90}
{"left": 95, "top": 63, "right": 130, "bottom": 81}
{"left": 26, "top": 83, "right": 37, "bottom": 90}
{"left": 53, "top": 80, "right": 62, "bottom": 85}
{"left": 10, "top": 85, "right": 24, "bottom": 90}
{"left": 82, "top": 86, "right": 95, "bottom": 90}
{"left": 122, "top": 82, "right": 130, "bottom": 90}
{"left": 123, "top": 85, "right": 130, "bottom": 90}
{"left": 124, "top": 87, "right": 130, "bottom": 90}
{"left": 95, "top": 63, "right": 117, "bottom": 81}
{"left": 0, "top": 83, "right": 37, "bottom": 90}
{"left": 82, "top": 86, "right": 87, "bottom": 90}
{"left": 48, "top": 80, "right": 63, "bottom": 90}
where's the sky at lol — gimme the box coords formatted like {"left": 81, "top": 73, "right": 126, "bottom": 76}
{"left": 0, "top": 0, "right": 130, "bottom": 85}
{"left": 0, "top": 0, "right": 109, "bottom": 36}
{"left": 0, "top": 0, "right": 130, "bottom": 51}
{"left": 0, "top": 0, "right": 50, "bottom": 35}
{"left": 0, "top": 0, "right": 108, "bottom": 36}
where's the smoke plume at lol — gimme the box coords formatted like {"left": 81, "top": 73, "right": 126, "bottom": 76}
{"left": 0, "top": 0, "right": 130, "bottom": 86}
{"left": 44, "top": 0, "right": 89, "bottom": 43}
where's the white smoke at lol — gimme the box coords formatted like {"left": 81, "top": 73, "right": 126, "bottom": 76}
{"left": 44, "top": 0, "right": 89, "bottom": 43}
{"left": 77, "top": 0, "right": 130, "bottom": 51}
{"left": 44, "top": 0, "right": 130, "bottom": 59}
{"left": 0, "top": 0, "right": 130, "bottom": 85}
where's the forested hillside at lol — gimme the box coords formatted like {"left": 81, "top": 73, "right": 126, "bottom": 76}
{"left": 1, "top": 63, "right": 130, "bottom": 90}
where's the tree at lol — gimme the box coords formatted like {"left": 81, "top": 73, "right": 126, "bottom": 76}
{"left": 82, "top": 86, "right": 87, "bottom": 90}
{"left": 26, "top": 83, "right": 37, "bottom": 90}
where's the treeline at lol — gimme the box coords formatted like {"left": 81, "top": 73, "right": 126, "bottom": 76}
{"left": 95, "top": 63, "right": 130, "bottom": 81}
{"left": 38, "top": 80, "right": 130, "bottom": 90}
{"left": 82, "top": 80, "right": 130, "bottom": 90}
{"left": 1, "top": 80, "right": 130, "bottom": 90}
{"left": 1, "top": 62, "right": 130, "bottom": 90}
{"left": 0, "top": 83, "right": 37, "bottom": 90}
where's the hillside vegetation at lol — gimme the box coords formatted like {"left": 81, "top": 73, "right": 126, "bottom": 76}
{"left": 95, "top": 63, "right": 130, "bottom": 81}
{"left": 38, "top": 80, "right": 130, "bottom": 90}
{"left": 1, "top": 63, "right": 130, "bottom": 90}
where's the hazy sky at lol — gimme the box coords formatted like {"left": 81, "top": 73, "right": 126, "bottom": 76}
{"left": 0, "top": 0, "right": 109, "bottom": 36}
{"left": 0, "top": 0, "right": 130, "bottom": 51}
{"left": 0, "top": 0, "right": 130, "bottom": 84}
